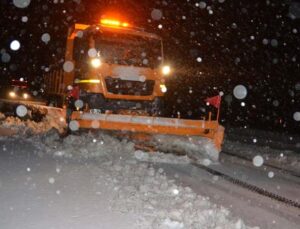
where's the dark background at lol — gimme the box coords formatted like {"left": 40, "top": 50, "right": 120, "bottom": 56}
{"left": 0, "top": 0, "right": 299, "bottom": 133}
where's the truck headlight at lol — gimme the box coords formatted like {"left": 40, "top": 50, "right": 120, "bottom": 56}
{"left": 160, "top": 84, "right": 167, "bottom": 93}
{"left": 91, "top": 58, "right": 102, "bottom": 68}
{"left": 162, "top": 65, "right": 171, "bottom": 76}
{"left": 23, "top": 93, "right": 29, "bottom": 99}
{"left": 9, "top": 91, "right": 16, "bottom": 98}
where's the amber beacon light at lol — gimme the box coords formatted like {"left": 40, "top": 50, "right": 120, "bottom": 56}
{"left": 100, "top": 19, "right": 130, "bottom": 28}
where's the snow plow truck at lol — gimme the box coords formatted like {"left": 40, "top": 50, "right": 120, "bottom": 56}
{"left": 43, "top": 18, "right": 224, "bottom": 154}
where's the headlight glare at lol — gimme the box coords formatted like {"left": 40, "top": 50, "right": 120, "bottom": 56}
{"left": 23, "top": 93, "right": 29, "bottom": 99}
{"left": 160, "top": 84, "right": 167, "bottom": 93}
{"left": 9, "top": 91, "right": 16, "bottom": 98}
{"left": 162, "top": 65, "right": 171, "bottom": 76}
{"left": 91, "top": 58, "right": 102, "bottom": 68}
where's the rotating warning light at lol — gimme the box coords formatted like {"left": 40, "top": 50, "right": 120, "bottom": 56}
{"left": 100, "top": 19, "right": 130, "bottom": 28}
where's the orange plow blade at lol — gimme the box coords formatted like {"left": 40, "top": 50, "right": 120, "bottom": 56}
{"left": 71, "top": 111, "right": 224, "bottom": 152}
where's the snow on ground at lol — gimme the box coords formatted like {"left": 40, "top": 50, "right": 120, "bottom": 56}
{"left": 224, "top": 127, "right": 300, "bottom": 174}
{"left": 157, "top": 162, "right": 300, "bottom": 229}
{"left": 0, "top": 116, "right": 254, "bottom": 228}
{"left": 36, "top": 130, "right": 136, "bottom": 160}
{"left": 0, "top": 110, "right": 65, "bottom": 135}
{"left": 3, "top": 114, "right": 299, "bottom": 228}
{"left": 134, "top": 150, "right": 191, "bottom": 164}
{"left": 0, "top": 112, "right": 5, "bottom": 120}
{"left": 224, "top": 139, "right": 300, "bottom": 174}
{"left": 35, "top": 129, "right": 215, "bottom": 167}
{"left": 152, "top": 135, "right": 219, "bottom": 162}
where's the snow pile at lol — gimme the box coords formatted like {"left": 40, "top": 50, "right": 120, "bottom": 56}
{"left": 1, "top": 105, "right": 220, "bottom": 164}
{"left": 0, "top": 110, "right": 65, "bottom": 135}
{"left": 134, "top": 150, "right": 191, "bottom": 164}
{"left": 0, "top": 120, "right": 255, "bottom": 229}
{"left": 42, "top": 107, "right": 66, "bottom": 133}
{"left": 25, "top": 131, "right": 253, "bottom": 228}
{"left": 153, "top": 135, "right": 219, "bottom": 161}
{"left": 38, "top": 130, "right": 135, "bottom": 161}
{"left": 0, "top": 112, "right": 5, "bottom": 120}
{"left": 96, "top": 154, "right": 253, "bottom": 228}
{"left": 40, "top": 131, "right": 190, "bottom": 165}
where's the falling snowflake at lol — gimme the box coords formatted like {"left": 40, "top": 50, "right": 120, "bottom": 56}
{"left": 252, "top": 155, "right": 264, "bottom": 167}
{"left": 41, "top": 33, "right": 51, "bottom": 44}
{"left": 48, "top": 177, "right": 55, "bottom": 184}
{"left": 10, "top": 40, "right": 21, "bottom": 51}
{"left": 13, "top": 0, "right": 31, "bottom": 8}
{"left": 233, "top": 85, "right": 247, "bottom": 100}
{"left": 63, "top": 61, "right": 74, "bottom": 72}
{"left": 16, "top": 105, "right": 28, "bottom": 117}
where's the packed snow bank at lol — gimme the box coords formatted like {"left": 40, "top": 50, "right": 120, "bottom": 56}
{"left": 152, "top": 135, "right": 219, "bottom": 162}
{"left": 134, "top": 150, "right": 191, "bottom": 164}
{"left": 105, "top": 161, "right": 252, "bottom": 228}
{"left": 38, "top": 130, "right": 135, "bottom": 161}
{"left": 36, "top": 131, "right": 190, "bottom": 165}
{"left": 17, "top": 131, "right": 253, "bottom": 229}
{"left": 0, "top": 110, "right": 65, "bottom": 135}
{"left": 36, "top": 129, "right": 218, "bottom": 165}
{"left": 1, "top": 105, "right": 220, "bottom": 162}
{"left": 0, "top": 112, "right": 5, "bottom": 120}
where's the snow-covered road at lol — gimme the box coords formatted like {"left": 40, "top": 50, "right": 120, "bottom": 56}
{"left": 0, "top": 113, "right": 299, "bottom": 228}
{"left": 157, "top": 160, "right": 300, "bottom": 229}
{"left": 1, "top": 133, "right": 299, "bottom": 229}
{"left": 0, "top": 135, "right": 253, "bottom": 229}
{"left": 0, "top": 139, "right": 138, "bottom": 229}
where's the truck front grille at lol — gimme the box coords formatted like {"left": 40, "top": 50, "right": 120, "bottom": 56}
{"left": 105, "top": 77, "right": 155, "bottom": 96}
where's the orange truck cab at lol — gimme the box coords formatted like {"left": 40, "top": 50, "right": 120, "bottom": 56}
{"left": 60, "top": 19, "right": 170, "bottom": 115}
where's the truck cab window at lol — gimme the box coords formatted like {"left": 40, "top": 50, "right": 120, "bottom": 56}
{"left": 73, "top": 35, "right": 89, "bottom": 78}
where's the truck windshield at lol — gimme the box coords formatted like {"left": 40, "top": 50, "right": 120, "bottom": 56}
{"left": 94, "top": 31, "right": 162, "bottom": 68}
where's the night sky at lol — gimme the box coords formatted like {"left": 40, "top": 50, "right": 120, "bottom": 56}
{"left": 0, "top": 0, "right": 299, "bottom": 133}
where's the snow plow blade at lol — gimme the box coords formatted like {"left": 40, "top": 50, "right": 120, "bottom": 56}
{"left": 70, "top": 111, "right": 224, "bottom": 152}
